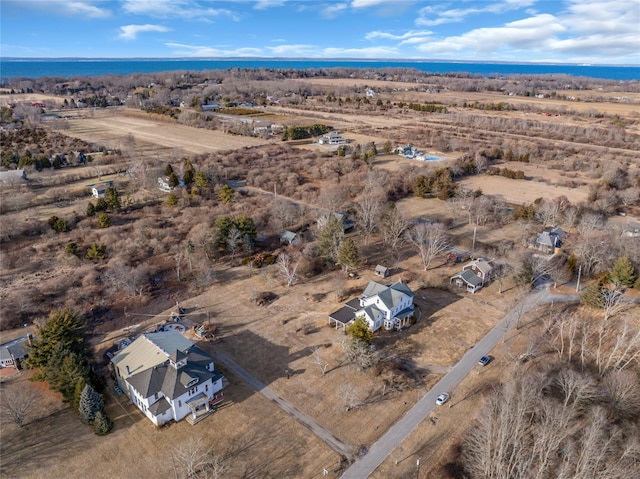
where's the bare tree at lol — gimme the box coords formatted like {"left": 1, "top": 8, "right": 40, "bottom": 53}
{"left": 405, "top": 221, "right": 449, "bottom": 270}
{"left": 226, "top": 227, "right": 243, "bottom": 262}
{"left": 536, "top": 199, "right": 562, "bottom": 227}
{"left": 337, "top": 383, "right": 362, "bottom": 411}
{"left": 602, "top": 287, "right": 626, "bottom": 321}
{"left": 602, "top": 369, "right": 640, "bottom": 419}
{"left": 311, "top": 346, "right": 329, "bottom": 376}
{"left": 0, "top": 382, "right": 37, "bottom": 427}
{"left": 105, "top": 261, "right": 149, "bottom": 297}
{"left": 316, "top": 183, "right": 347, "bottom": 213}
{"left": 170, "top": 438, "right": 226, "bottom": 479}
{"left": 354, "top": 185, "right": 384, "bottom": 244}
{"left": 277, "top": 252, "right": 299, "bottom": 287}
{"left": 380, "top": 204, "right": 410, "bottom": 261}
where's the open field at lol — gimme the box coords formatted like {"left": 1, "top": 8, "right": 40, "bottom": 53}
{"left": 63, "top": 109, "right": 270, "bottom": 154}
{"left": 2, "top": 72, "right": 640, "bottom": 479}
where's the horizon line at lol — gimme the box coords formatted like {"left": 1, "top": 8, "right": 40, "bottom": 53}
{"left": 2, "top": 57, "right": 638, "bottom": 68}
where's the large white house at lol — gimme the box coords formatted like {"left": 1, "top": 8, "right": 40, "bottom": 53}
{"left": 111, "top": 331, "right": 224, "bottom": 426}
{"left": 329, "top": 280, "right": 415, "bottom": 332}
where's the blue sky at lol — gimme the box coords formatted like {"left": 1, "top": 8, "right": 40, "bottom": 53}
{"left": 1, "top": 0, "right": 639, "bottom": 64}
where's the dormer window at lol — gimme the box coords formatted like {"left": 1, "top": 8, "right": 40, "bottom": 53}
{"left": 186, "top": 378, "right": 198, "bottom": 388}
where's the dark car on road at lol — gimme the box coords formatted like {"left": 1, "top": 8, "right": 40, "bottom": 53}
{"left": 478, "top": 355, "right": 493, "bottom": 366}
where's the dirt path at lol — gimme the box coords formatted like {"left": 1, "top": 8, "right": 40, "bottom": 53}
{"left": 212, "top": 349, "right": 356, "bottom": 460}
{"left": 340, "top": 284, "right": 579, "bottom": 479}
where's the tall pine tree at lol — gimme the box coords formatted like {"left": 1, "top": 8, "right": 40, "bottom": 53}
{"left": 338, "top": 238, "right": 359, "bottom": 274}
{"left": 93, "top": 410, "right": 113, "bottom": 435}
{"left": 78, "top": 384, "right": 104, "bottom": 424}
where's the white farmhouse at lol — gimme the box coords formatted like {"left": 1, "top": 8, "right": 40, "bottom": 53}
{"left": 111, "top": 331, "right": 225, "bottom": 426}
{"left": 329, "top": 281, "right": 415, "bottom": 332}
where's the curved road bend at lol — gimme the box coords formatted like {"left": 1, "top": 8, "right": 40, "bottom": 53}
{"left": 341, "top": 285, "right": 579, "bottom": 479}
{"left": 211, "top": 349, "right": 356, "bottom": 459}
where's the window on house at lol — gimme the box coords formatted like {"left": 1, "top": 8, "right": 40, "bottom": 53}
{"left": 205, "top": 384, "right": 209, "bottom": 392}
{"left": 178, "top": 400, "right": 182, "bottom": 407}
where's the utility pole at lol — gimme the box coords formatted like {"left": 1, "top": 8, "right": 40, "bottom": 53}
{"left": 576, "top": 265, "right": 582, "bottom": 292}
{"left": 472, "top": 226, "right": 477, "bottom": 252}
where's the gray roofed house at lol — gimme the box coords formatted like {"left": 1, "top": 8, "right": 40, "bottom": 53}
{"left": 0, "top": 336, "right": 31, "bottom": 369}
{"left": 112, "top": 331, "right": 225, "bottom": 426}
{"left": 450, "top": 269, "right": 484, "bottom": 293}
{"left": 280, "top": 230, "right": 299, "bottom": 245}
{"left": 533, "top": 227, "right": 565, "bottom": 254}
{"left": 329, "top": 281, "right": 415, "bottom": 332}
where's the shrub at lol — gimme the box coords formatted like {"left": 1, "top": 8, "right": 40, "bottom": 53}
{"left": 165, "top": 193, "right": 178, "bottom": 206}
{"left": 86, "top": 243, "right": 106, "bottom": 261}
{"left": 48, "top": 215, "right": 68, "bottom": 232}
{"left": 65, "top": 242, "right": 79, "bottom": 256}
{"left": 97, "top": 213, "right": 111, "bottom": 228}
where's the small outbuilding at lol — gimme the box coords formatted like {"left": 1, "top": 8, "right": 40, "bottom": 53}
{"left": 375, "top": 265, "right": 390, "bottom": 278}
{"left": 280, "top": 231, "right": 299, "bottom": 245}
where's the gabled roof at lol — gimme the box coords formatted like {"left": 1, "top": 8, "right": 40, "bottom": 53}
{"left": 281, "top": 231, "right": 297, "bottom": 243}
{"left": 451, "top": 269, "right": 483, "bottom": 287}
{"left": 463, "top": 260, "right": 493, "bottom": 274}
{"left": 112, "top": 331, "right": 195, "bottom": 381}
{"left": 169, "top": 349, "right": 187, "bottom": 364}
{"left": 362, "top": 281, "right": 414, "bottom": 310}
{"left": 0, "top": 337, "right": 29, "bottom": 362}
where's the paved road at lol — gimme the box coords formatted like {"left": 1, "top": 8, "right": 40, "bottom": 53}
{"left": 340, "top": 285, "right": 579, "bottom": 479}
{"left": 211, "top": 349, "right": 356, "bottom": 459}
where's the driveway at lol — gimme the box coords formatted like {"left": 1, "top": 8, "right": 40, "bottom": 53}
{"left": 340, "top": 284, "right": 579, "bottom": 478}
{"left": 211, "top": 349, "right": 356, "bottom": 459}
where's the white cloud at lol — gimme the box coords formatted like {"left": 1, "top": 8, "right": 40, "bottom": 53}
{"left": 119, "top": 24, "right": 170, "bottom": 40}
{"left": 351, "top": 0, "right": 391, "bottom": 7}
{"left": 267, "top": 44, "right": 317, "bottom": 56}
{"left": 10, "top": 0, "right": 111, "bottom": 18}
{"left": 365, "top": 30, "right": 431, "bottom": 41}
{"left": 321, "top": 3, "right": 348, "bottom": 19}
{"left": 254, "top": 0, "right": 287, "bottom": 9}
{"left": 416, "top": 0, "right": 538, "bottom": 26}
{"left": 320, "top": 46, "right": 400, "bottom": 58}
{"left": 122, "top": 0, "right": 234, "bottom": 20}
{"left": 165, "top": 42, "right": 263, "bottom": 57}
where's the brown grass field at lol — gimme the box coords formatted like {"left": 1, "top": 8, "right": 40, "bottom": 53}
{"left": 2, "top": 79, "right": 640, "bottom": 478}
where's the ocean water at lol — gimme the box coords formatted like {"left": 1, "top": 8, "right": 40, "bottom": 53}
{"left": 1, "top": 59, "right": 638, "bottom": 81}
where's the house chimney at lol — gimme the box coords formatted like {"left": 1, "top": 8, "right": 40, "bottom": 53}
{"left": 125, "top": 365, "right": 131, "bottom": 375}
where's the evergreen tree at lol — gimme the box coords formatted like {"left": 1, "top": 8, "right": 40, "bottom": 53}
{"left": 193, "top": 170, "right": 209, "bottom": 188}
{"left": 317, "top": 215, "right": 344, "bottom": 263}
{"left": 165, "top": 193, "right": 178, "bottom": 207}
{"left": 93, "top": 410, "right": 113, "bottom": 435}
{"left": 337, "top": 238, "right": 359, "bottom": 274}
{"left": 164, "top": 164, "right": 174, "bottom": 177}
{"left": 78, "top": 384, "right": 104, "bottom": 424}
{"left": 73, "top": 378, "right": 87, "bottom": 410}
{"left": 609, "top": 256, "right": 636, "bottom": 288}
{"left": 65, "top": 242, "right": 79, "bottom": 256}
{"left": 168, "top": 172, "right": 180, "bottom": 188}
{"left": 218, "top": 184, "right": 235, "bottom": 204}
{"left": 86, "top": 201, "right": 96, "bottom": 217}
{"left": 581, "top": 280, "right": 606, "bottom": 309}
{"left": 346, "top": 316, "right": 373, "bottom": 344}
{"left": 97, "top": 213, "right": 111, "bottom": 228}
{"left": 25, "top": 308, "right": 85, "bottom": 373}
{"left": 104, "top": 186, "right": 121, "bottom": 209}
{"left": 183, "top": 161, "right": 195, "bottom": 187}
{"left": 86, "top": 243, "right": 107, "bottom": 260}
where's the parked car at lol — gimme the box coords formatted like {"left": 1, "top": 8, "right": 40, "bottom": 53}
{"left": 435, "top": 393, "right": 450, "bottom": 406}
{"left": 478, "top": 355, "right": 494, "bottom": 366}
